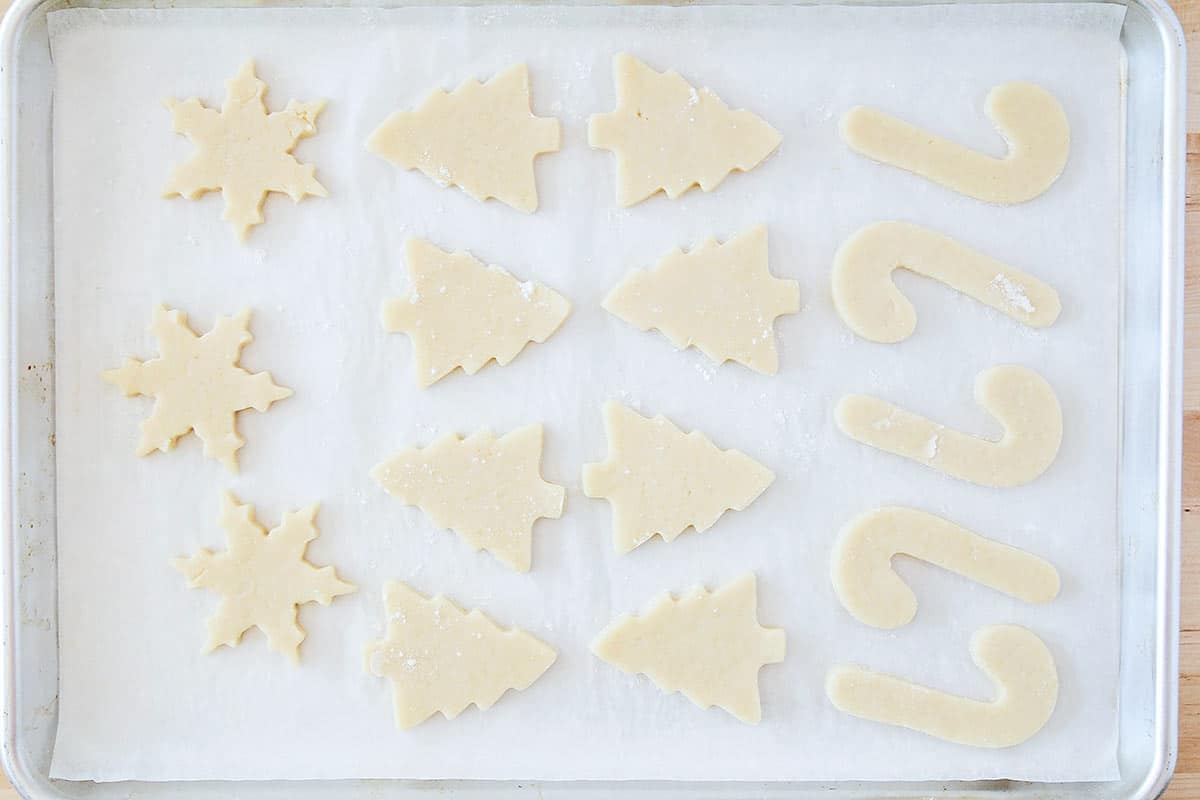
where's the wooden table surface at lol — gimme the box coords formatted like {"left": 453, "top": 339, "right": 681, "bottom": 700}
{"left": 0, "top": 2, "right": 1195, "bottom": 797}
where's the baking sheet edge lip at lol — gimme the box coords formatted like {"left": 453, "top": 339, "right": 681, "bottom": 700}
{"left": 0, "top": 0, "right": 62, "bottom": 797}
{"left": 1136, "top": 0, "right": 1187, "bottom": 793}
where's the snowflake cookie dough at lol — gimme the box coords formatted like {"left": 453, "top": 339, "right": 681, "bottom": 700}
{"left": 836, "top": 364, "right": 1062, "bottom": 488}
{"left": 163, "top": 60, "right": 327, "bottom": 240}
{"left": 604, "top": 225, "right": 799, "bottom": 374}
{"left": 102, "top": 305, "right": 292, "bottom": 472}
{"left": 368, "top": 63, "right": 561, "bottom": 213}
{"left": 589, "top": 53, "right": 782, "bottom": 207}
{"left": 832, "top": 221, "right": 1060, "bottom": 343}
{"left": 371, "top": 424, "right": 565, "bottom": 572}
{"left": 365, "top": 581, "right": 557, "bottom": 729}
{"left": 172, "top": 492, "right": 356, "bottom": 662}
{"left": 582, "top": 402, "right": 774, "bottom": 554}
{"left": 827, "top": 624, "right": 1058, "bottom": 748}
{"left": 592, "top": 573, "right": 785, "bottom": 723}
{"left": 382, "top": 238, "right": 571, "bottom": 387}
{"left": 841, "top": 82, "right": 1070, "bottom": 205}
{"left": 833, "top": 506, "right": 1060, "bottom": 629}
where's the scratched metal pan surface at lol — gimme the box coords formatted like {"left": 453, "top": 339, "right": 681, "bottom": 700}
{"left": 0, "top": 0, "right": 1184, "bottom": 797}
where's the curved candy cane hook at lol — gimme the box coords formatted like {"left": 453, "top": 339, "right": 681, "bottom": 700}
{"left": 832, "top": 221, "right": 1061, "bottom": 343}
{"left": 841, "top": 82, "right": 1070, "bottom": 204}
{"left": 827, "top": 624, "right": 1058, "bottom": 748}
{"left": 832, "top": 506, "right": 1060, "bottom": 629}
{"left": 835, "top": 364, "right": 1062, "bottom": 488}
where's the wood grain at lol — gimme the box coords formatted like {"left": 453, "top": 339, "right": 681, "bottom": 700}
{"left": 1173, "top": 0, "right": 1200, "bottom": 791}
{"left": 0, "top": 2, "right": 1191, "bottom": 798}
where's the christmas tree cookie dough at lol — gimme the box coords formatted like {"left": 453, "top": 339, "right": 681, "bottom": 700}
{"left": 163, "top": 59, "right": 327, "bottom": 240}
{"left": 833, "top": 221, "right": 1060, "bottom": 343}
{"left": 172, "top": 492, "right": 356, "bottom": 662}
{"left": 365, "top": 581, "right": 557, "bottom": 729}
{"left": 371, "top": 424, "right": 565, "bottom": 572}
{"left": 841, "top": 82, "right": 1069, "bottom": 204}
{"left": 592, "top": 573, "right": 785, "bottom": 723}
{"left": 827, "top": 624, "right": 1058, "bottom": 748}
{"left": 582, "top": 402, "right": 774, "bottom": 554}
{"left": 589, "top": 53, "right": 781, "bottom": 207}
{"left": 102, "top": 305, "right": 292, "bottom": 472}
{"left": 833, "top": 506, "right": 1060, "bottom": 629}
{"left": 836, "top": 365, "right": 1062, "bottom": 488}
{"left": 368, "top": 63, "right": 561, "bottom": 213}
{"left": 604, "top": 225, "right": 799, "bottom": 374}
{"left": 382, "top": 238, "right": 571, "bottom": 387}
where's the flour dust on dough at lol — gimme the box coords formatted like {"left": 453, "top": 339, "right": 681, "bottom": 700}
{"left": 163, "top": 59, "right": 327, "bottom": 240}
{"left": 592, "top": 573, "right": 785, "bottom": 724}
{"left": 371, "top": 423, "right": 565, "bottom": 573}
{"left": 835, "top": 364, "right": 1063, "bottom": 488}
{"left": 582, "top": 401, "right": 774, "bottom": 554}
{"left": 827, "top": 624, "right": 1059, "bottom": 748}
{"left": 589, "top": 53, "right": 781, "bottom": 207}
{"left": 102, "top": 305, "right": 292, "bottom": 473}
{"left": 604, "top": 224, "right": 800, "bottom": 375}
{"left": 832, "top": 506, "right": 1060, "bottom": 629}
{"left": 171, "top": 492, "right": 356, "bottom": 662}
{"left": 841, "top": 82, "right": 1069, "bottom": 204}
{"left": 365, "top": 581, "right": 557, "bottom": 729}
{"left": 381, "top": 237, "right": 571, "bottom": 387}
{"left": 368, "top": 63, "right": 561, "bottom": 213}
{"left": 833, "top": 221, "right": 1060, "bottom": 343}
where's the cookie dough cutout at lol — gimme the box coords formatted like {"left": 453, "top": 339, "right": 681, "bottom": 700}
{"left": 841, "top": 82, "right": 1069, "bottom": 204}
{"left": 833, "top": 506, "right": 1060, "bottom": 629}
{"left": 836, "top": 364, "right": 1062, "bottom": 488}
{"left": 604, "top": 225, "right": 799, "bottom": 375}
{"left": 365, "top": 581, "right": 557, "bottom": 729}
{"left": 582, "top": 402, "right": 774, "bottom": 554}
{"left": 163, "top": 59, "right": 327, "bottom": 240}
{"left": 382, "top": 238, "right": 571, "bottom": 387}
{"left": 589, "top": 53, "right": 782, "bottom": 207}
{"left": 102, "top": 305, "right": 292, "bottom": 472}
{"left": 593, "top": 573, "right": 785, "bottom": 724}
{"left": 172, "top": 492, "right": 356, "bottom": 662}
{"left": 833, "top": 221, "right": 1060, "bottom": 343}
{"left": 368, "top": 63, "right": 560, "bottom": 213}
{"left": 371, "top": 424, "right": 565, "bottom": 572}
{"left": 827, "top": 624, "right": 1058, "bottom": 748}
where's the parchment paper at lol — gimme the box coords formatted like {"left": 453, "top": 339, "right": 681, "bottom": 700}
{"left": 47, "top": 2, "right": 1125, "bottom": 783}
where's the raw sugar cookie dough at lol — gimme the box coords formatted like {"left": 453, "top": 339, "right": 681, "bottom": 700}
{"left": 604, "top": 225, "right": 800, "bottom": 375}
{"left": 832, "top": 221, "right": 1060, "bottom": 343}
{"left": 163, "top": 59, "right": 327, "bottom": 240}
{"left": 592, "top": 573, "right": 785, "bottom": 724}
{"left": 368, "top": 63, "right": 561, "bottom": 213}
{"left": 827, "top": 625, "right": 1059, "bottom": 748}
{"left": 582, "top": 402, "right": 774, "bottom": 554}
{"left": 172, "top": 493, "right": 356, "bottom": 662}
{"left": 381, "top": 238, "right": 571, "bottom": 387}
{"left": 841, "top": 82, "right": 1070, "bottom": 204}
{"left": 371, "top": 424, "right": 565, "bottom": 573}
{"left": 836, "top": 364, "right": 1063, "bottom": 488}
{"left": 365, "top": 581, "right": 557, "bottom": 729}
{"left": 589, "top": 53, "right": 781, "bottom": 206}
{"left": 102, "top": 305, "right": 292, "bottom": 473}
{"left": 832, "top": 506, "right": 1060, "bottom": 629}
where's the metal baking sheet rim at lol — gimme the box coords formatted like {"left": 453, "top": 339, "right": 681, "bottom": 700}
{"left": 0, "top": 0, "right": 1184, "bottom": 797}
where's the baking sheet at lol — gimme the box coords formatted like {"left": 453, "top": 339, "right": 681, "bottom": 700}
{"left": 46, "top": 2, "right": 1125, "bottom": 783}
